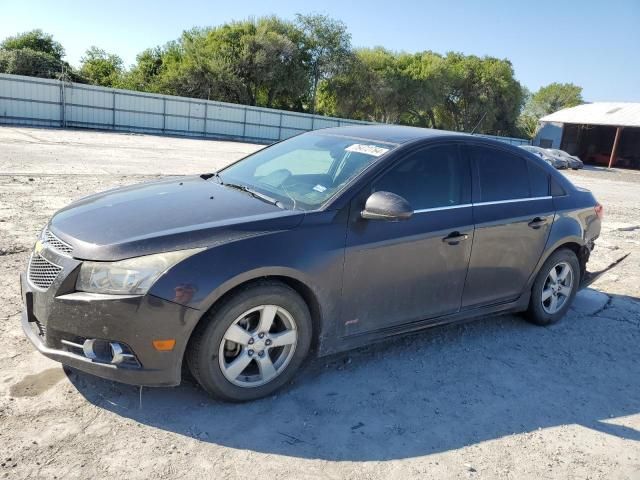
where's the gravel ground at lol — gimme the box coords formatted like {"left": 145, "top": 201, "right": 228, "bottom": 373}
{"left": 0, "top": 127, "right": 638, "bottom": 480}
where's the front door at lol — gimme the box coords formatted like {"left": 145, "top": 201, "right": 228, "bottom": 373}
{"left": 341, "top": 143, "right": 474, "bottom": 336}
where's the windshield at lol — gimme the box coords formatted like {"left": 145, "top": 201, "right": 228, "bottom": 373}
{"left": 220, "top": 133, "right": 396, "bottom": 210}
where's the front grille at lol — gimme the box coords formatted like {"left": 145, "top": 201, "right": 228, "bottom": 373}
{"left": 28, "top": 254, "right": 63, "bottom": 290}
{"left": 43, "top": 228, "right": 73, "bottom": 255}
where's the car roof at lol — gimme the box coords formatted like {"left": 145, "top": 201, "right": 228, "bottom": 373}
{"left": 315, "top": 124, "right": 462, "bottom": 144}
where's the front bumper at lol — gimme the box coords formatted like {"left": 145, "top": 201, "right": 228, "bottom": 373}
{"left": 20, "top": 266, "right": 201, "bottom": 387}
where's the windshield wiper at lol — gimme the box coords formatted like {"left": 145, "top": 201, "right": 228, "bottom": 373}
{"left": 223, "top": 182, "right": 284, "bottom": 208}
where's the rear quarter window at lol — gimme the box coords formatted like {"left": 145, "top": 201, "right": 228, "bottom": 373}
{"left": 527, "top": 160, "right": 550, "bottom": 197}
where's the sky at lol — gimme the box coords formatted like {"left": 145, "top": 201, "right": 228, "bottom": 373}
{"left": 2, "top": 0, "right": 639, "bottom": 102}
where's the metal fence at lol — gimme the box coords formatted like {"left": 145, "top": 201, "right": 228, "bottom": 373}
{"left": 0, "top": 73, "right": 529, "bottom": 145}
{"left": 0, "top": 73, "right": 371, "bottom": 143}
{"left": 473, "top": 133, "right": 530, "bottom": 146}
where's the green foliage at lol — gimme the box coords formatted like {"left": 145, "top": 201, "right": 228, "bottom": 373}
{"left": 120, "top": 18, "right": 311, "bottom": 109}
{"left": 0, "top": 22, "right": 583, "bottom": 139}
{"left": 1, "top": 29, "right": 65, "bottom": 60}
{"left": 79, "top": 46, "right": 124, "bottom": 87}
{"left": 0, "top": 29, "right": 74, "bottom": 80}
{"left": 517, "top": 82, "right": 583, "bottom": 138}
{"left": 530, "top": 82, "right": 583, "bottom": 116}
{"left": 319, "top": 49, "right": 525, "bottom": 135}
{"left": 0, "top": 49, "right": 62, "bottom": 78}
{"left": 295, "top": 14, "right": 352, "bottom": 112}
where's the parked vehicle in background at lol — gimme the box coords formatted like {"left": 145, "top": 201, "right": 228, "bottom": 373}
{"left": 548, "top": 149, "right": 584, "bottom": 170}
{"left": 21, "top": 125, "right": 603, "bottom": 402}
{"left": 520, "top": 145, "right": 568, "bottom": 169}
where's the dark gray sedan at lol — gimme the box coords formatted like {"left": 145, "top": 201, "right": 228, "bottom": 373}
{"left": 21, "top": 125, "right": 602, "bottom": 401}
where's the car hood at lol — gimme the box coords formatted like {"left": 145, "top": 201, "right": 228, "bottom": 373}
{"left": 49, "top": 176, "right": 304, "bottom": 261}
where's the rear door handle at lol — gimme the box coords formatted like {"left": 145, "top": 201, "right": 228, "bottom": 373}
{"left": 528, "top": 217, "right": 548, "bottom": 229}
{"left": 442, "top": 231, "right": 469, "bottom": 245}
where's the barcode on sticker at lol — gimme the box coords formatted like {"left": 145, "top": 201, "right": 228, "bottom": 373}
{"left": 345, "top": 144, "right": 390, "bottom": 157}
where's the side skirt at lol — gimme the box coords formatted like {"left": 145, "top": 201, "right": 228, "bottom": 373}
{"left": 319, "top": 293, "right": 531, "bottom": 356}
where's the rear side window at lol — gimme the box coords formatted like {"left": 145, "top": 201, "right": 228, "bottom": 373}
{"left": 527, "top": 161, "right": 550, "bottom": 197}
{"left": 469, "top": 146, "right": 530, "bottom": 202}
{"left": 373, "top": 144, "right": 470, "bottom": 210}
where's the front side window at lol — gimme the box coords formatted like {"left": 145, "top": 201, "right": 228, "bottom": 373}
{"left": 470, "top": 146, "right": 530, "bottom": 202}
{"left": 372, "top": 144, "right": 470, "bottom": 210}
{"left": 221, "top": 133, "right": 396, "bottom": 210}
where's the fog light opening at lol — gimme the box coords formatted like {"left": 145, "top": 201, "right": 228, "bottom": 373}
{"left": 82, "top": 339, "right": 99, "bottom": 360}
{"left": 63, "top": 338, "right": 139, "bottom": 366}
{"left": 110, "top": 342, "right": 127, "bottom": 365}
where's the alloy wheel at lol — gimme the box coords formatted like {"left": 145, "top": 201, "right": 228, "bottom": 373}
{"left": 218, "top": 305, "right": 298, "bottom": 388}
{"left": 541, "top": 261, "right": 574, "bottom": 314}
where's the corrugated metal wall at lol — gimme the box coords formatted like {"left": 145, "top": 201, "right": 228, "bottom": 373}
{"left": 0, "top": 73, "right": 529, "bottom": 145}
{"left": 0, "top": 73, "right": 369, "bottom": 143}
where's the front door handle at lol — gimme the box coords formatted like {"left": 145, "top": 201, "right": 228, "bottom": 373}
{"left": 442, "top": 231, "right": 469, "bottom": 245}
{"left": 528, "top": 217, "right": 548, "bottom": 229}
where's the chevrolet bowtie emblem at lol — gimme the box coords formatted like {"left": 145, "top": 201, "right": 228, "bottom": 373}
{"left": 34, "top": 240, "right": 44, "bottom": 254}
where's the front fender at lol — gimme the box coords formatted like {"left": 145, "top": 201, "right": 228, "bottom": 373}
{"left": 148, "top": 210, "right": 348, "bottom": 355}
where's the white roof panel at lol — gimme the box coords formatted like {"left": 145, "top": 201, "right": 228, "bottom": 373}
{"left": 540, "top": 102, "right": 640, "bottom": 128}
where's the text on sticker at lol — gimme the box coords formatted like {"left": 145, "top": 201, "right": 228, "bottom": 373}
{"left": 345, "top": 144, "right": 390, "bottom": 157}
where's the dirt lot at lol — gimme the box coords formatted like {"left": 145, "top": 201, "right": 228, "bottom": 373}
{"left": 1, "top": 127, "right": 639, "bottom": 479}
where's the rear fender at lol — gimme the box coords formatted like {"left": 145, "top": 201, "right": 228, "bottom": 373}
{"left": 524, "top": 210, "right": 586, "bottom": 291}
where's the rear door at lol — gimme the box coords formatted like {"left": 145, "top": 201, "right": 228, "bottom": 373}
{"left": 341, "top": 143, "right": 474, "bottom": 335}
{"left": 461, "top": 145, "right": 554, "bottom": 308}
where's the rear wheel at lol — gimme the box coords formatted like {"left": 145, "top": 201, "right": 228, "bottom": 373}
{"left": 186, "top": 281, "right": 312, "bottom": 402}
{"left": 526, "top": 249, "right": 580, "bottom": 326}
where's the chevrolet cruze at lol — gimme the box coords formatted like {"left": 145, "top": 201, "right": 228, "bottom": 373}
{"left": 21, "top": 125, "right": 602, "bottom": 401}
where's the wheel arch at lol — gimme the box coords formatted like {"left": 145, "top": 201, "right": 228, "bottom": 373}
{"left": 182, "top": 269, "right": 325, "bottom": 366}
{"left": 526, "top": 238, "right": 588, "bottom": 294}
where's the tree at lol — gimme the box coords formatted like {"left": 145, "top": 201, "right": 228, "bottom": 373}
{"left": 435, "top": 53, "right": 524, "bottom": 136}
{"left": 125, "top": 18, "right": 310, "bottom": 109}
{"left": 236, "top": 17, "right": 310, "bottom": 108}
{"left": 517, "top": 83, "right": 583, "bottom": 138}
{"left": 119, "top": 47, "right": 166, "bottom": 92}
{"left": 79, "top": 46, "right": 124, "bottom": 87}
{"left": 295, "top": 14, "right": 351, "bottom": 113}
{"left": 319, "top": 49, "right": 524, "bottom": 135}
{"left": 0, "top": 49, "right": 62, "bottom": 78}
{"left": 0, "top": 29, "right": 72, "bottom": 80}
{"left": 529, "top": 82, "right": 583, "bottom": 116}
{"left": 1, "top": 29, "right": 65, "bottom": 60}
{"left": 399, "top": 51, "right": 448, "bottom": 128}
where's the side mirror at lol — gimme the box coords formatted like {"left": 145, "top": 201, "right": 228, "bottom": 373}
{"left": 361, "top": 191, "right": 413, "bottom": 221}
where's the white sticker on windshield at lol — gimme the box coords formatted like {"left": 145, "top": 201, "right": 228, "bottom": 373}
{"left": 345, "top": 143, "right": 390, "bottom": 157}
{"left": 313, "top": 184, "right": 327, "bottom": 193}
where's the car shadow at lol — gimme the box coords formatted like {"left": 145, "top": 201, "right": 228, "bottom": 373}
{"left": 67, "top": 291, "right": 640, "bottom": 461}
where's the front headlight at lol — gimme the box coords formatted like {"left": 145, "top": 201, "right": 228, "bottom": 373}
{"left": 76, "top": 248, "right": 202, "bottom": 295}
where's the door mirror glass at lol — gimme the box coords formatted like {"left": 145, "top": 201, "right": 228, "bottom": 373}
{"left": 361, "top": 191, "right": 413, "bottom": 221}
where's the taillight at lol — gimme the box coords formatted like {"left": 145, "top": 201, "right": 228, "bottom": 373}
{"left": 594, "top": 203, "right": 604, "bottom": 220}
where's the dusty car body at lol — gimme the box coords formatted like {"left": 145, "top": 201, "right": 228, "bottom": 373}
{"left": 21, "top": 125, "right": 602, "bottom": 401}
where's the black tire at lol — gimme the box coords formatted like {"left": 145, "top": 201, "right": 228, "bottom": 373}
{"left": 526, "top": 248, "right": 580, "bottom": 326}
{"left": 186, "top": 281, "right": 312, "bottom": 402}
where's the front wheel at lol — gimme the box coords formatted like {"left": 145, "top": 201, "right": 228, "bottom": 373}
{"left": 526, "top": 249, "right": 580, "bottom": 326}
{"left": 186, "top": 281, "right": 312, "bottom": 402}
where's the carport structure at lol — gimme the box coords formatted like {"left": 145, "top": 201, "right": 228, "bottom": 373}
{"left": 534, "top": 102, "right": 640, "bottom": 169}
